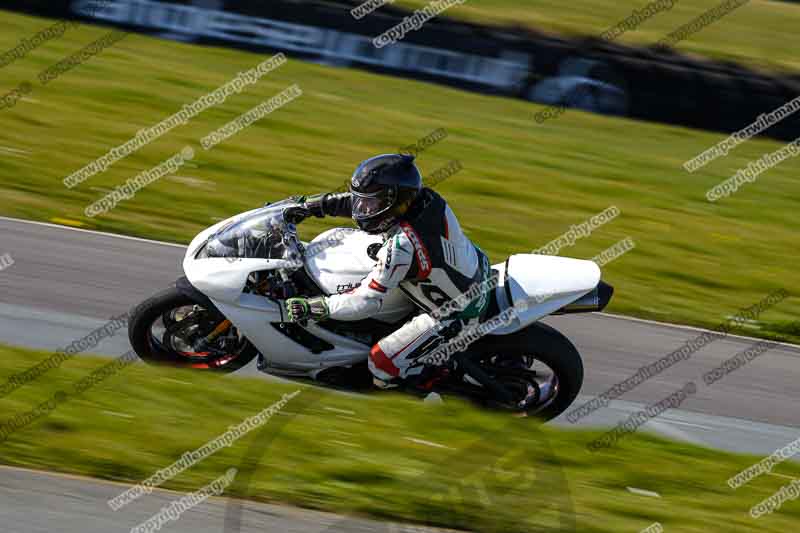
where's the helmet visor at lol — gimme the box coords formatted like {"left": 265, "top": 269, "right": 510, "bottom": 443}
{"left": 351, "top": 188, "right": 396, "bottom": 220}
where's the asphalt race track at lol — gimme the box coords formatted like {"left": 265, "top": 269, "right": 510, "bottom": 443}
{"left": 0, "top": 215, "right": 798, "bottom": 532}
{"left": 0, "top": 465, "right": 433, "bottom": 533}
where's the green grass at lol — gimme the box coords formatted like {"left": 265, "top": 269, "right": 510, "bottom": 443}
{"left": 393, "top": 0, "right": 800, "bottom": 72}
{"left": 1, "top": 344, "right": 799, "bottom": 532}
{"left": 0, "top": 10, "right": 798, "bottom": 343}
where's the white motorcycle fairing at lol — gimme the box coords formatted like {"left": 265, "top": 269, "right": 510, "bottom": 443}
{"left": 182, "top": 206, "right": 603, "bottom": 377}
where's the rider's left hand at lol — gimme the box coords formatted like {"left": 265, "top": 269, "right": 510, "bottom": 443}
{"left": 285, "top": 297, "right": 329, "bottom": 323}
{"left": 286, "top": 297, "right": 310, "bottom": 322}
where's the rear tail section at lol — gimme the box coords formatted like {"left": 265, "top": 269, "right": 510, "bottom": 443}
{"left": 488, "top": 254, "right": 612, "bottom": 334}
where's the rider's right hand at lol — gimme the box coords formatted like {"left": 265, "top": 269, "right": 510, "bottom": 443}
{"left": 283, "top": 204, "right": 311, "bottom": 224}
{"left": 283, "top": 192, "right": 350, "bottom": 224}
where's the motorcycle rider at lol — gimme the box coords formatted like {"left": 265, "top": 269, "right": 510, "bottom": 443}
{"left": 284, "top": 153, "right": 494, "bottom": 389}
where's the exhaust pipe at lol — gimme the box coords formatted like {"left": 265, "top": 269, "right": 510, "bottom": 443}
{"left": 554, "top": 281, "right": 614, "bottom": 315}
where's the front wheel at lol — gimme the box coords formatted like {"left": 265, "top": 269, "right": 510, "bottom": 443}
{"left": 129, "top": 286, "right": 258, "bottom": 373}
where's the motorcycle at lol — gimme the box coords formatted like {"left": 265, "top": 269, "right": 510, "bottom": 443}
{"left": 129, "top": 198, "right": 613, "bottom": 421}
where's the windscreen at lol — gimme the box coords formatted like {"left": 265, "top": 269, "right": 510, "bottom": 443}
{"left": 203, "top": 209, "right": 288, "bottom": 260}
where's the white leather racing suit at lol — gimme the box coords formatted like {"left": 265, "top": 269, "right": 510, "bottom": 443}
{"left": 321, "top": 188, "right": 492, "bottom": 382}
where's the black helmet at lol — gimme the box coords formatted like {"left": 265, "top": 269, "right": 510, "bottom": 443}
{"left": 350, "top": 154, "right": 422, "bottom": 234}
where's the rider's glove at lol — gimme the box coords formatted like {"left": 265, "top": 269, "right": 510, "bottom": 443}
{"left": 284, "top": 194, "right": 329, "bottom": 224}
{"left": 283, "top": 196, "right": 312, "bottom": 225}
{"left": 285, "top": 296, "right": 330, "bottom": 323}
{"left": 284, "top": 193, "right": 352, "bottom": 224}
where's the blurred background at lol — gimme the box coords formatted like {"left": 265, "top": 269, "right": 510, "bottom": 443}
{"left": 0, "top": 2, "right": 799, "bottom": 532}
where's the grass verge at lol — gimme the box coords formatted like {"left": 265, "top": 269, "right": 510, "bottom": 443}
{"left": 0, "top": 345, "right": 799, "bottom": 532}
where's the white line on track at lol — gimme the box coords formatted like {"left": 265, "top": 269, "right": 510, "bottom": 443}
{"left": 646, "top": 420, "right": 706, "bottom": 447}
{"left": 656, "top": 418, "right": 714, "bottom": 431}
{"left": 0, "top": 146, "right": 31, "bottom": 155}
{"left": 404, "top": 437, "right": 453, "bottom": 450}
{"left": 0, "top": 215, "right": 186, "bottom": 249}
{"left": 323, "top": 406, "right": 357, "bottom": 415}
{"left": 102, "top": 410, "right": 134, "bottom": 419}
{"left": 598, "top": 312, "right": 800, "bottom": 352}
{"left": 330, "top": 440, "right": 361, "bottom": 448}
{"left": 627, "top": 487, "right": 661, "bottom": 498}
{"left": 767, "top": 472, "right": 799, "bottom": 481}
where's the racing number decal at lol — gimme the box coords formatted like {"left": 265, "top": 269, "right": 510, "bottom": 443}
{"left": 418, "top": 279, "right": 449, "bottom": 308}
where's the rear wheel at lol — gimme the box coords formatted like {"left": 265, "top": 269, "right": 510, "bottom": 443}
{"left": 129, "top": 287, "right": 258, "bottom": 373}
{"left": 472, "top": 322, "right": 584, "bottom": 421}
